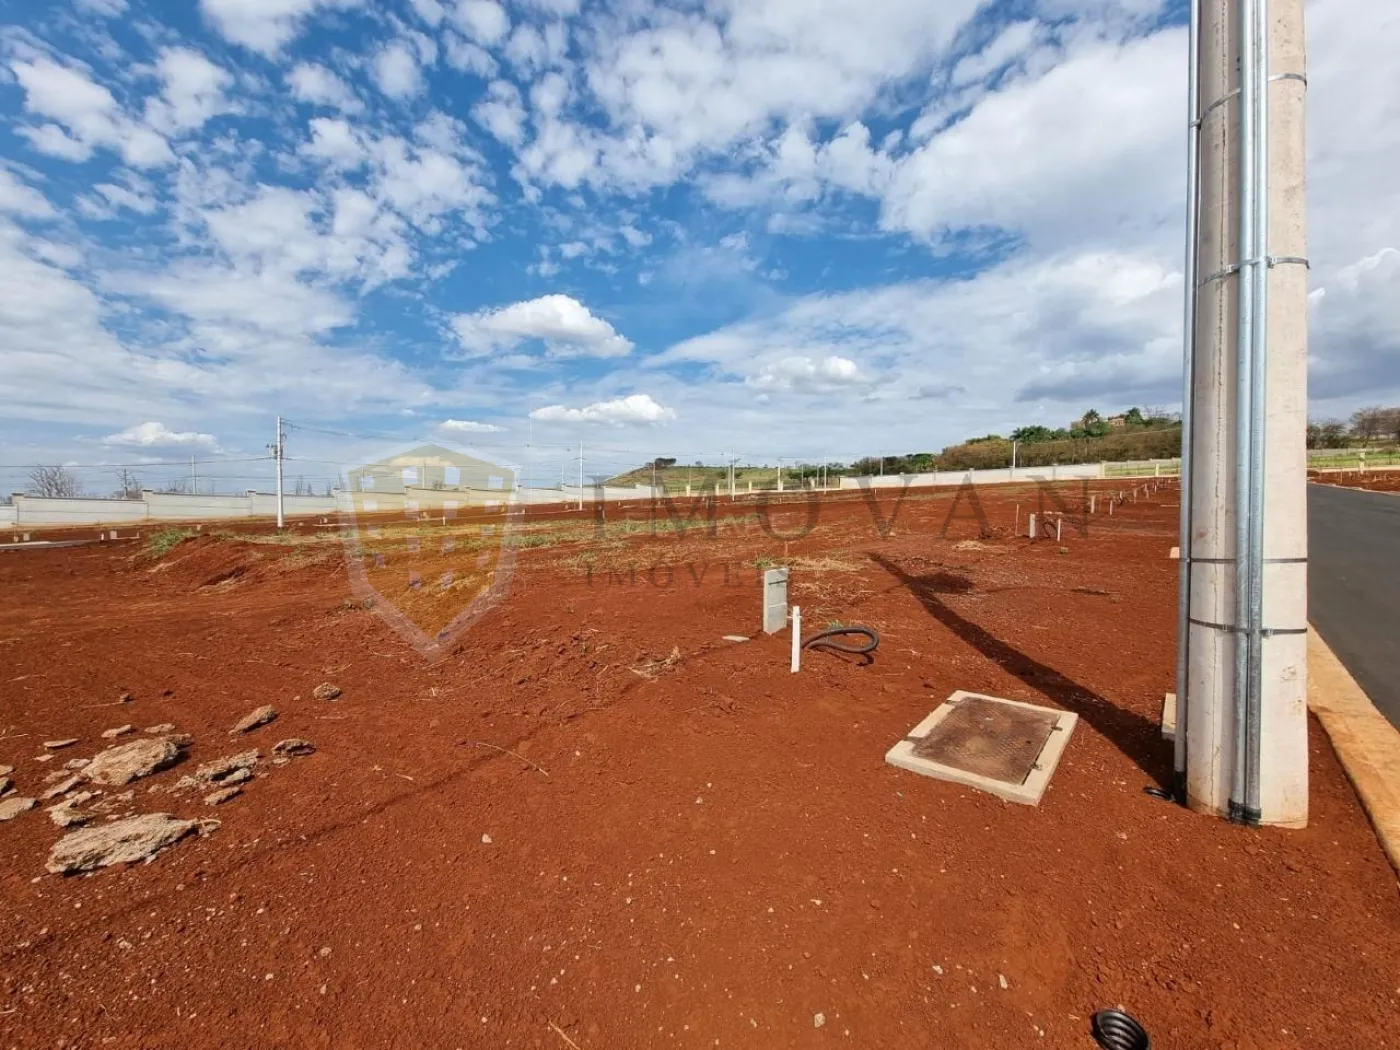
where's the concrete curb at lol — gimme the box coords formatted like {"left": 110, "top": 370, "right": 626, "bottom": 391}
{"left": 1308, "top": 628, "right": 1400, "bottom": 876}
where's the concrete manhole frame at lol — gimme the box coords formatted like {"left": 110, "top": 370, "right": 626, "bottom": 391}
{"left": 885, "top": 690, "right": 1079, "bottom": 806}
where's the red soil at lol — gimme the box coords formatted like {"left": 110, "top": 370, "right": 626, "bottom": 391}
{"left": 1311, "top": 470, "right": 1400, "bottom": 494}
{"left": 2, "top": 481, "right": 1398, "bottom": 1050}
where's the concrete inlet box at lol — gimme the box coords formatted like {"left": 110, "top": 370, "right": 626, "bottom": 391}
{"left": 885, "top": 691, "right": 1078, "bottom": 806}
{"left": 762, "top": 567, "right": 789, "bottom": 634}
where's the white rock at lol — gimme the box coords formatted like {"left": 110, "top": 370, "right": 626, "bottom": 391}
{"left": 41, "top": 775, "right": 82, "bottom": 800}
{"left": 229, "top": 705, "right": 278, "bottom": 735}
{"left": 83, "top": 737, "right": 187, "bottom": 787}
{"left": 46, "top": 813, "right": 216, "bottom": 874}
{"left": 101, "top": 725, "right": 135, "bottom": 740}
{"left": 0, "top": 797, "right": 36, "bottom": 821}
{"left": 204, "top": 785, "right": 243, "bottom": 806}
{"left": 813, "top": 1013, "right": 826, "bottom": 1029}
{"left": 481, "top": 834, "right": 492, "bottom": 844}
{"left": 175, "top": 751, "right": 259, "bottom": 791}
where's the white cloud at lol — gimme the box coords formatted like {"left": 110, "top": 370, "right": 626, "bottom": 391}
{"left": 452, "top": 295, "right": 633, "bottom": 358}
{"left": 93, "top": 180, "right": 159, "bottom": 216}
{"left": 287, "top": 63, "right": 363, "bottom": 113}
{"left": 75, "top": 0, "right": 128, "bottom": 14}
{"left": 0, "top": 169, "right": 56, "bottom": 219}
{"left": 747, "top": 355, "right": 868, "bottom": 394}
{"left": 302, "top": 116, "right": 366, "bottom": 167}
{"left": 880, "top": 30, "right": 1184, "bottom": 251}
{"left": 199, "top": 0, "right": 358, "bottom": 56}
{"left": 18, "top": 124, "right": 93, "bottom": 162}
{"left": 437, "top": 418, "right": 504, "bottom": 433}
{"left": 530, "top": 393, "right": 675, "bottom": 424}
{"left": 10, "top": 57, "right": 174, "bottom": 168}
{"left": 372, "top": 40, "right": 425, "bottom": 100}
{"left": 453, "top": 0, "right": 510, "bottom": 46}
{"left": 443, "top": 33, "right": 498, "bottom": 77}
{"left": 471, "top": 79, "right": 526, "bottom": 145}
{"left": 408, "top": 0, "right": 447, "bottom": 26}
{"left": 102, "top": 420, "right": 217, "bottom": 448}
{"left": 145, "top": 48, "right": 237, "bottom": 135}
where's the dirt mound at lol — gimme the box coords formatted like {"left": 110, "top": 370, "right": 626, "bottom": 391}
{"left": 150, "top": 535, "right": 338, "bottom": 591}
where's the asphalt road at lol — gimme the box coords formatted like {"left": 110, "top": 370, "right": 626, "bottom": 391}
{"left": 1309, "top": 484, "right": 1400, "bottom": 730}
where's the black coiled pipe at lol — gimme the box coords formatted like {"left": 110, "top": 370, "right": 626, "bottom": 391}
{"left": 1091, "top": 1010, "right": 1151, "bottom": 1050}
{"left": 800, "top": 625, "right": 880, "bottom": 655}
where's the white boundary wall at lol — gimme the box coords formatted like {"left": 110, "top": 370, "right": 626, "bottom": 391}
{"left": 7, "top": 482, "right": 663, "bottom": 527}
{"left": 839, "top": 462, "right": 1106, "bottom": 490}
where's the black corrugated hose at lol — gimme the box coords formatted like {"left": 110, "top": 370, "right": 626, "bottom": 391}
{"left": 800, "top": 625, "right": 880, "bottom": 656}
{"left": 1091, "top": 1010, "right": 1151, "bottom": 1050}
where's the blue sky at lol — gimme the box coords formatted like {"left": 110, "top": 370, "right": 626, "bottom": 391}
{"left": 0, "top": 0, "right": 1396, "bottom": 494}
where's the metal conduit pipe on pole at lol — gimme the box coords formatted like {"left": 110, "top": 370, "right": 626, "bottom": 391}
{"left": 1230, "top": 0, "right": 1259, "bottom": 821}
{"left": 1174, "top": 0, "right": 1203, "bottom": 800}
{"left": 1184, "top": 0, "right": 1309, "bottom": 828}
{"left": 1243, "top": 0, "right": 1271, "bottom": 819}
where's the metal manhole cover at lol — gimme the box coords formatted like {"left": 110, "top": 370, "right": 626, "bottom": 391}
{"left": 911, "top": 694, "right": 1059, "bottom": 785}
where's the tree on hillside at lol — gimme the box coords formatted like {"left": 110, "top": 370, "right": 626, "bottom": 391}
{"left": 1011, "top": 425, "right": 1067, "bottom": 444}
{"left": 1124, "top": 407, "right": 1145, "bottom": 426}
{"left": 1350, "top": 406, "right": 1389, "bottom": 445}
{"left": 1307, "top": 419, "right": 1350, "bottom": 449}
{"left": 26, "top": 465, "right": 82, "bottom": 498}
{"left": 1380, "top": 406, "right": 1400, "bottom": 444}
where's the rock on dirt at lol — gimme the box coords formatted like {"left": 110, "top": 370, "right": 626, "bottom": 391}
{"left": 82, "top": 736, "right": 188, "bottom": 787}
{"left": 229, "top": 705, "right": 278, "bottom": 735}
{"left": 91, "top": 791, "right": 134, "bottom": 815}
{"left": 0, "top": 764, "right": 13, "bottom": 777}
{"left": 43, "top": 739, "right": 78, "bottom": 750}
{"left": 0, "top": 775, "right": 12, "bottom": 796}
{"left": 0, "top": 797, "right": 36, "bottom": 821}
{"left": 144, "top": 723, "right": 176, "bottom": 734}
{"left": 101, "top": 725, "right": 135, "bottom": 739}
{"left": 312, "top": 683, "right": 342, "bottom": 702}
{"left": 204, "top": 785, "right": 243, "bottom": 806}
{"left": 175, "top": 750, "right": 259, "bottom": 791}
{"left": 45, "top": 813, "right": 216, "bottom": 874}
{"left": 49, "top": 792, "right": 95, "bottom": 827}
{"left": 272, "top": 739, "right": 315, "bottom": 758}
{"left": 63, "top": 758, "right": 90, "bottom": 771}
{"left": 41, "top": 775, "right": 82, "bottom": 800}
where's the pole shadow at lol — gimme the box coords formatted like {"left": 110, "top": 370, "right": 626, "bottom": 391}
{"left": 869, "top": 552, "right": 1169, "bottom": 781}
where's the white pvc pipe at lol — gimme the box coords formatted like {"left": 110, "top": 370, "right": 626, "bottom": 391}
{"left": 790, "top": 605, "right": 802, "bottom": 673}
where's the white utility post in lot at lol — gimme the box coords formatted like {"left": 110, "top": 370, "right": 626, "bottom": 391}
{"left": 1178, "top": 0, "right": 1310, "bottom": 827}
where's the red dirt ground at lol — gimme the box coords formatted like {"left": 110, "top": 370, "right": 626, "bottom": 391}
{"left": 2, "top": 481, "right": 1398, "bottom": 1050}
{"left": 1311, "top": 470, "right": 1400, "bottom": 494}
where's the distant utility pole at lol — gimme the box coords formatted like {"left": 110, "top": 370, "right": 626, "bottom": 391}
{"left": 190, "top": 455, "right": 198, "bottom": 495}
{"left": 1178, "top": 0, "right": 1309, "bottom": 827}
{"left": 268, "top": 416, "right": 285, "bottom": 529}
{"left": 578, "top": 440, "right": 584, "bottom": 511}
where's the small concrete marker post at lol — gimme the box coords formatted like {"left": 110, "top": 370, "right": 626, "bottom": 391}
{"left": 762, "top": 567, "right": 789, "bottom": 635}
{"left": 1028, "top": 513, "right": 1036, "bottom": 540}
{"left": 790, "top": 605, "right": 802, "bottom": 673}
{"left": 1055, "top": 516, "right": 1062, "bottom": 542}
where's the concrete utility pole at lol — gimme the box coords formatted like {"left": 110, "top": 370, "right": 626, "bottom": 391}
{"left": 1179, "top": 0, "right": 1309, "bottom": 827}
{"left": 270, "top": 416, "right": 285, "bottom": 529}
